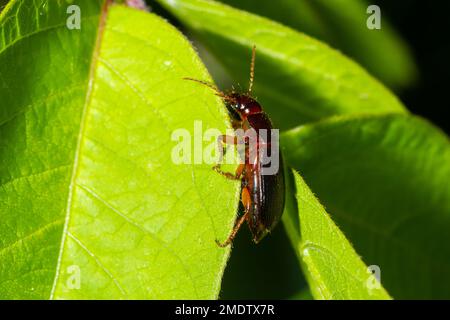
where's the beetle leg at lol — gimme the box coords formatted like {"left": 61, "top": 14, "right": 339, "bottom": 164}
{"left": 217, "top": 135, "right": 239, "bottom": 160}
{"left": 216, "top": 187, "right": 251, "bottom": 247}
{"left": 213, "top": 135, "right": 244, "bottom": 180}
{"left": 213, "top": 163, "right": 244, "bottom": 180}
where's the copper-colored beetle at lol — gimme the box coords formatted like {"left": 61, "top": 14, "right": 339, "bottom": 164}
{"left": 185, "top": 46, "right": 285, "bottom": 247}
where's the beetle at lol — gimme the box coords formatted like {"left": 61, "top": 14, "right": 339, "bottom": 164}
{"left": 184, "top": 46, "right": 285, "bottom": 247}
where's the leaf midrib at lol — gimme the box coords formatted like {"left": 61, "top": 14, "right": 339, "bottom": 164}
{"left": 48, "top": 0, "right": 111, "bottom": 300}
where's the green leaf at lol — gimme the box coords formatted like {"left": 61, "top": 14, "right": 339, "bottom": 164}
{"left": 282, "top": 114, "right": 450, "bottom": 299}
{"left": 215, "top": 0, "right": 330, "bottom": 43}
{"left": 217, "top": 0, "right": 417, "bottom": 89}
{"left": 0, "top": 0, "right": 239, "bottom": 299}
{"left": 283, "top": 171, "right": 390, "bottom": 299}
{"left": 154, "top": 0, "right": 406, "bottom": 129}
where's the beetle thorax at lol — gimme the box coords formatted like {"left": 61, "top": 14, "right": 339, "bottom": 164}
{"left": 229, "top": 94, "right": 262, "bottom": 119}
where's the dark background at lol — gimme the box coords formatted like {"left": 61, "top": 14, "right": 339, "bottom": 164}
{"left": 379, "top": 0, "right": 450, "bottom": 135}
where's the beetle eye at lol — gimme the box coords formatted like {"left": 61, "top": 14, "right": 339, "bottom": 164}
{"left": 227, "top": 105, "right": 241, "bottom": 120}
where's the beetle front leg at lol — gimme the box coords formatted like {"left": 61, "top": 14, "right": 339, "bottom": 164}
{"left": 213, "top": 134, "right": 244, "bottom": 181}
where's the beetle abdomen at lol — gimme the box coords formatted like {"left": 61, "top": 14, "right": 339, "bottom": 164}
{"left": 260, "top": 158, "right": 285, "bottom": 228}
{"left": 249, "top": 152, "right": 285, "bottom": 243}
{"left": 245, "top": 113, "right": 285, "bottom": 243}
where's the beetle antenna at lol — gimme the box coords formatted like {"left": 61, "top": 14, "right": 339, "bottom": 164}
{"left": 248, "top": 45, "right": 256, "bottom": 94}
{"left": 183, "top": 77, "right": 236, "bottom": 103}
{"left": 183, "top": 77, "right": 221, "bottom": 93}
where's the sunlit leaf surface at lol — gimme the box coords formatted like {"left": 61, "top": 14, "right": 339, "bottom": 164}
{"left": 0, "top": 0, "right": 239, "bottom": 299}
